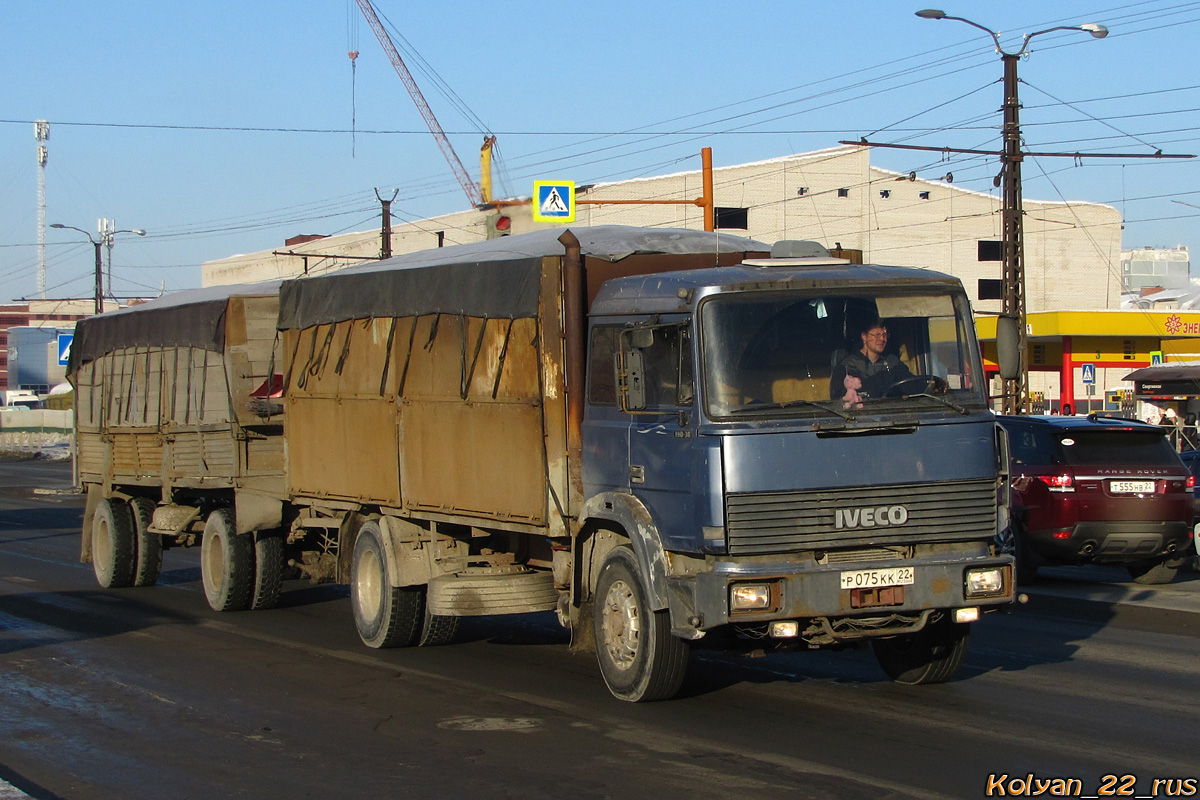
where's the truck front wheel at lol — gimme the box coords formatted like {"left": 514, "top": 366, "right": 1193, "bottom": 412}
{"left": 92, "top": 498, "right": 136, "bottom": 589}
{"left": 592, "top": 546, "right": 689, "bottom": 702}
{"left": 351, "top": 520, "right": 423, "bottom": 648}
{"left": 871, "top": 616, "right": 970, "bottom": 685}
{"left": 200, "top": 509, "right": 254, "bottom": 612}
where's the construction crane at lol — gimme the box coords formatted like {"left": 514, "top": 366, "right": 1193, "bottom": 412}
{"left": 354, "top": 0, "right": 483, "bottom": 208}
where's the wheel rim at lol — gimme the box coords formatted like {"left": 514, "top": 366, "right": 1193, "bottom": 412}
{"left": 204, "top": 534, "right": 226, "bottom": 592}
{"left": 94, "top": 516, "right": 112, "bottom": 574}
{"left": 600, "top": 578, "right": 641, "bottom": 670}
{"left": 355, "top": 547, "right": 383, "bottom": 621}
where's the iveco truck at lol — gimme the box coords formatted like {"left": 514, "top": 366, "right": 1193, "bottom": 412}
{"left": 71, "top": 225, "right": 1013, "bottom": 702}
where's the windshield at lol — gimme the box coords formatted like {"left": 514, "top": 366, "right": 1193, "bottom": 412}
{"left": 700, "top": 289, "right": 986, "bottom": 420}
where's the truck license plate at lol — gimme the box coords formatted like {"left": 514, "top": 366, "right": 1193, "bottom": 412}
{"left": 840, "top": 567, "right": 915, "bottom": 590}
{"left": 1109, "top": 480, "right": 1154, "bottom": 494}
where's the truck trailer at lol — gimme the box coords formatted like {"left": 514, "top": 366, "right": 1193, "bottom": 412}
{"left": 71, "top": 225, "right": 1014, "bottom": 701}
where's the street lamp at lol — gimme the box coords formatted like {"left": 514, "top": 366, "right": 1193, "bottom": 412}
{"left": 50, "top": 222, "right": 146, "bottom": 314}
{"left": 916, "top": 9, "right": 1107, "bottom": 415}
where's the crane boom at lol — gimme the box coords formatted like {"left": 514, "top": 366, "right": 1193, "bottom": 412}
{"left": 355, "top": 0, "right": 482, "bottom": 207}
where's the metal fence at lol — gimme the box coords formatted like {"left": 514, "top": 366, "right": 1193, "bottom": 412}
{"left": 0, "top": 410, "right": 72, "bottom": 453}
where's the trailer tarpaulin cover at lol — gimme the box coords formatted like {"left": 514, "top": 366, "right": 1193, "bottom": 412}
{"left": 277, "top": 225, "right": 767, "bottom": 330}
{"left": 67, "top": 281, "right": 282, "bottom": 372}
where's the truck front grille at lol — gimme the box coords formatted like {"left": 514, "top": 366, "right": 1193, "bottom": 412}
{"left": 725, "top": 478, "right": 996, "bottom": 556}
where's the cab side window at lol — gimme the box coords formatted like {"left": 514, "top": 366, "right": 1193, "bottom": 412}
{"left": 588, "top": 326, "right": 622, "bottom": 406}
{"left": 639, "top": 324, "right": 693, "bottom": 410}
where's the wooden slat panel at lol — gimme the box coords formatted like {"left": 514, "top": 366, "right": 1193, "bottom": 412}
{"left": 170, "top": 430, "right": 238, "bottom": 478}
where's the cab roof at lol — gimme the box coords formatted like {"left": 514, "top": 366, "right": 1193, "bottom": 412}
{"left": 589, "top": 262, "right": 964, "bottom": 316}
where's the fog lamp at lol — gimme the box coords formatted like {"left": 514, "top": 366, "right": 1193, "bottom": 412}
{"left": 730, "top": 583, "right": 772, "bottom": 611}
{"left": 966, "top": 567, "right": 1005, "bottom": 597}
{"left": 770, "top": 621, "right": 799, "bottom": 638}
{"left": 954, "top": 607, "right": 980, "bottom": 624}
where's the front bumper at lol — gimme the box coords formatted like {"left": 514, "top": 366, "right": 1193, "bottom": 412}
{"left": 665, "top": 553, "right": 1014, "bottom": 642}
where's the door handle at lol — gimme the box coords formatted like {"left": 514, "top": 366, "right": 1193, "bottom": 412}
{"left": 629, "top": 464, "right": 645, "bottom": 484}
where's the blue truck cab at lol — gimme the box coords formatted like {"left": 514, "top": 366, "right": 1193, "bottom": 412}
{"left": 580, "top": 241, "right": 1014, "bottom": 699}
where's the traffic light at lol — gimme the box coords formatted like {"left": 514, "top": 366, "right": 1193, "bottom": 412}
{"left": 486, "top": 213, "right": 512, "bottom": 239}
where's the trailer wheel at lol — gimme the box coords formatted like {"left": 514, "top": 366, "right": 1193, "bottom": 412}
{"left": 592, "top": 546, "right": 689, "bottom": 702}
{"left": 351, "top": 520, "right": 423, "bottom": 648}
{"left": 128, "top": 497, "right": 162, "bottom": 588}
{"left": 200, "top": 509, "right": 254, "bottom": 612}
{"left": 92, "top": 498, "right": 136, "bottom": 589}
{"left": 872, "top": 616, "right": 970, "bottom": 685}
{"left": 251, "top": 534, "right": 285, "bottom": 610}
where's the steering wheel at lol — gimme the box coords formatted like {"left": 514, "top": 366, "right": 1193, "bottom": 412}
{"left": 883, "top": 375, "right": 947, "bottom": 398}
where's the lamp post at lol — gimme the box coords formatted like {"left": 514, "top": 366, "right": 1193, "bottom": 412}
{"left": 50, "top": 222, "right": 146, "bottom": 314}
{"left": 916, "top": 10, "right": 1107, "bottom": 414}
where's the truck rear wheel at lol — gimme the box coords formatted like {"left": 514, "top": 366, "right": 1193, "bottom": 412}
{"left": 128, "top": 497, "right": 162, "bottom": 588}
{"left": 201, "top": 509, "right": 254, "bottom": 612}
{"left": 351, "top": 520, "right": 423, "bottom": 648}
{"left": 417, "top": 607, "right": 459, "bottom": 647}
{"left": 251, "top": 534, "right": 285, "bottom": 610}
{"left": 92, "top": 498, "right": 136, "bottom": 589}
{"left": 872, "top": 616, "right": 970, "bottom": 685}
{"left": 1128, "top": 558, "right": 1178, "bottom": 585}
{"left": 593, "top": 546, "right": 689, "bottom": 702}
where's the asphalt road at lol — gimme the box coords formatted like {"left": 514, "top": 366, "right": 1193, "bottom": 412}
{"left": 1, "top": 458, "right": 1198, "bottom": 800}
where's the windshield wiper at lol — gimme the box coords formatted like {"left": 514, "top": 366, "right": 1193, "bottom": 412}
{"left": 732, "top": 398, "right": 855, "bottom": 421}
{"left": 900, "top": 392, "right": 970, "bottom": 415}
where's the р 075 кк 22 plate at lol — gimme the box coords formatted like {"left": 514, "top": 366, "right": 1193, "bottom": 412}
{"left": 840, "top": 566, "right": 915, "bottom": 590}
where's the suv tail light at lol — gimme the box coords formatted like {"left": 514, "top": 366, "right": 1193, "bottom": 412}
{"left": 1188, "top": 475, "right": 1196, "bottom": 489}
{"left": 1037, "top": 473, "right": 1074, "bottom": 492}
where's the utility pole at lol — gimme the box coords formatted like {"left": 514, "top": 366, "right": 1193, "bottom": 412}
{"left": 376, "top": 189, "right": 398, "bottom": 259}
{"left": 101, "top": 218, "right": 115, "bottom": 299}
{"left": 999, "top": 52, "right": 1026, "bottom": 414}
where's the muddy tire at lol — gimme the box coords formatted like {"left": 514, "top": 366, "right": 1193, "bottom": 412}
{"left": 200, "top": 509, "right": 254, "bottom": 612}
{"left": 592, "top": 546, "right": 689, "bottom": 702}
{"left": 351, "top": 520, "right": 423, "bottom": 648}
{"left": 128, "top": 497, "right": 162, "bottom": 588}
{"left": 417, "top": 607, "right": 459, "bottom": 647}
{"left": 872, "top": 616, "right": 971, "bottom": 685}
{"left": 92, "top": 498, "right": 136, "bottom": 589}
{"left": 251, "top": 534, "right": 285, "bottom": 610}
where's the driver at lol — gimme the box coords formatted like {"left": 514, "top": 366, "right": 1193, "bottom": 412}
{"left": 830, "top": 319, "right": 915, "bottom": 407}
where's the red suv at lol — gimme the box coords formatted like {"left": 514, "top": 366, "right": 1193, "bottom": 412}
{"left": 997, "top": 414, "right": 1194, "bottom": 584}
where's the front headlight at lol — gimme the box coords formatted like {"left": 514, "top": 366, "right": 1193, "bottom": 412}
{"left": 965, "top": 567, "right": 1008, "bottom": 598}
{"left": 730, "top": 583, "right": 773, "bottom": 611}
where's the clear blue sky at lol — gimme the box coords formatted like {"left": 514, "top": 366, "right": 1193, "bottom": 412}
{"left": 2, "top": 1, "right": 1198, "bottom": 302}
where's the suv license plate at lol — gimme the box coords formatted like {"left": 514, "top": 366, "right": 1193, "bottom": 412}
{"left": 1109, "top": 480, "right": 1155, "bottom": 494}
{"left": 840, "top": 567, "right": 915, "bottom": 590}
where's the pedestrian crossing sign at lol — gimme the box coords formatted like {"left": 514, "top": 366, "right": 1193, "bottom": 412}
{"left": 532, "top": 181, "right": 575, "bottom": 222}
{"left": 57, "top": 332, "right": 74, "bottom": 367}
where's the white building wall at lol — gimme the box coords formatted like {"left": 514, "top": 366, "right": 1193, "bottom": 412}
{"left": 202, "top": 145, "right": 1124, "bottom": 315}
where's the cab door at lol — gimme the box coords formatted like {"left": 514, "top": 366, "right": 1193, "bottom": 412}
{"left": 620, "top": 320, "right": 704, "bottom": 552}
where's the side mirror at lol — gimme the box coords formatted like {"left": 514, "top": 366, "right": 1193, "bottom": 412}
{"left": 629, "top": 328, "right": 654, "bottom": 349}
{"left": 995, "top": 314, "right": 1021, "bottom": 381}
